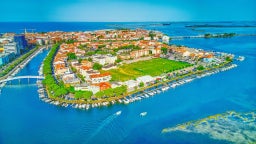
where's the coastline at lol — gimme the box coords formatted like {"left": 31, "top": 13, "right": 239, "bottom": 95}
{"left": 37, "top": 58, "right": 237, "bottom": 109}
{"left": 0, "top": 46, "right": 48, "bottom": 90}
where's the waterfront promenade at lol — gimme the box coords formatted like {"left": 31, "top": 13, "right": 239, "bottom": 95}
{"left": 0, "top": 45, "right": 49, "bottom": 81}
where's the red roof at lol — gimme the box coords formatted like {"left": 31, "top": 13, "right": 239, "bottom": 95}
{"left": 90, "top": 72, "right": 111, "bottom": 79}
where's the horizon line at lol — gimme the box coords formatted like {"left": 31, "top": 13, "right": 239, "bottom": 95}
{"left": 0, "top": 20, "right": 255, "bottom": 23}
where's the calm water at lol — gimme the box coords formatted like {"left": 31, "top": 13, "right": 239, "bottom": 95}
{"left": 0, "top": 22, "right": 255, "bottom": 144}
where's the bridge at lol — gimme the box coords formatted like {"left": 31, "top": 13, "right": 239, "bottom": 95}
{"left": 0, "top": 76, "right": 44, "bottom": 83}
{"left": 170, "top": 35, "right": 204, "bottom": 39}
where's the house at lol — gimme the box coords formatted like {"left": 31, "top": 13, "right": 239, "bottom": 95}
{"left": 111, "top": 82, "right": 122, "bottom": 88}
{"left": 84, "top": 70, "right": 100, "bottom": 80}
{"left": 130, "top": 49, "right": 149, "bottom": 58}
{"left": 54, "top": 65, "right": 70, "bottom": 76}
{"left": 203, "top": 54, "right": 214, "bottom": 63}
{"left": 81, "top": 60, "right": 93, "bottom": 67}
{"left": 105, "top": 54, "right": 117, "bottom": 64}
{"left": 74, "top": 84, "right": 100, "bottom": 94}
{"left": 92, "top": 55, "right": 106, "bottom": 65}
{"left": 80, "top": 65, "right": 92, "bottom": 77}
{"left": 96, "top": 82, "right": 112, "bottom": 91}
{"left": 62, "top": 73, "right": 80, "bottom": 86}
{"left": 89, "top": 72, "right": 111, "bottom": 84}
{"left": 92, "top": 54, "right": 117, "bottom": 65}
{"left": 102, "top": 64, "right": 117, "bottom": 71}
{"left": 136, "top": 75, "right": 155, "bottom": 86}
{"left": 123, "top": 80, "right": 139, "bottom": 92}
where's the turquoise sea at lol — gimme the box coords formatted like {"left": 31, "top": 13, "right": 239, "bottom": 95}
{"left": 0, "top": 22, "right": 255, "bottom": 144}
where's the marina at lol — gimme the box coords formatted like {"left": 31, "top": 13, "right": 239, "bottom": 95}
{"left": 36, "top": 63, "right": 238, "bottom": 110}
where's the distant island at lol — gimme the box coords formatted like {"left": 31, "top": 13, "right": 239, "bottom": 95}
{"left": 186, "top": 24, "right": 256, "bottom": 28}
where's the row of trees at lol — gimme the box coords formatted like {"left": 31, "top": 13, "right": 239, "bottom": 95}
{"left": 42, "top": 44, "right": 68, "bottom": 97}
{"left": 0, "top": 46, "right": 39, "bottom": 77}
{"left": 95, "top": 85, "right": 127, "bottom": 98}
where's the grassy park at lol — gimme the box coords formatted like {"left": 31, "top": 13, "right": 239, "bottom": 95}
{"left": 104, "top": 58, "right": 191, "bottom": 81}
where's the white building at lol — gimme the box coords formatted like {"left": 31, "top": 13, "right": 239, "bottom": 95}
{"left": 162, "top": 35, "right": 170, "bottom": 43}
{"left": 74, "top": 84, "right": 100, "bottom": 94}
{"left": 105, "top": 54, "right": 117, "bottom": 64}
{"left": 89, "top": 73, "right": 111, "bottom": 84}
{"left": 92, "top": 54, "right": 117, "bottom": 65}
{"left": 123, "top": 80, "right": 139, "bottom": 92}
{"left": 4, "top": 43, "right": 19, "bottom": 55}
{"left": 136, "top": 75, "right": 155, "bottom": 86}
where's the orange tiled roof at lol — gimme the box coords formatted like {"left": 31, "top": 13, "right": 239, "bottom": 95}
{"left": 90, "top": 72, "right": 111, "bottom": 79}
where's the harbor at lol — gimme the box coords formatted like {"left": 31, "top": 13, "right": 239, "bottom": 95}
{"left": 36, "top": 62, "right": 238, "bottom": 110}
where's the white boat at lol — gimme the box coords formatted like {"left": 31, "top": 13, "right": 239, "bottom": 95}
{"left": 115, "top": 110, "right": 122, "bottom": 115}
{"left": 140, "top": 112, "right": 147, "bottom": 117}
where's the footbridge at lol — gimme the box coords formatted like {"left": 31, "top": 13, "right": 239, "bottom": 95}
{"left": 0, "top": 76, "right": 44, "bottom": 83}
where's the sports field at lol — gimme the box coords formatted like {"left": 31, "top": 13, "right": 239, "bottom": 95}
{"left": 105, "top": 58, "right": 191, "bottom": 81}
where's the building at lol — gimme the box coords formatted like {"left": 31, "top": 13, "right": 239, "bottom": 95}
{"left": 4, "top": 43, "right": 19, "bottom": 55}
{"left": 136, "top": 75, "right": 155, "bottom": 86}
{"left": 14, "top": 35, "right": 27, "bottom": 54}
{"left": 162, "top": 35, "right": 170, "bottom": 43}
{"left": 0, "top": 52, "right": 15, "bottom": 66}
{"left": 123, "top": 80, "right": 139, "bottom": 92}
{"left": 89, "top": 72, "right": 111, "bottom": 84}
{"left": 62, "top": 73, "right": 81, "bottom": 86}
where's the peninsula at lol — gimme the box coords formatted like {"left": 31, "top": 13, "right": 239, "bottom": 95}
{"left": 35, "top": 29, "right": 236, "bottom": 109}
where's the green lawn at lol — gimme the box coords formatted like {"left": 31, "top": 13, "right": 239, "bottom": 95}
{"left": 104, "top": 58, "right": 191, "bottom": 81}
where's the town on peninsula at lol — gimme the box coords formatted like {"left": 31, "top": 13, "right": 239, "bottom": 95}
{"left": 1, "top": 29, "right": 240, "bottom": 109}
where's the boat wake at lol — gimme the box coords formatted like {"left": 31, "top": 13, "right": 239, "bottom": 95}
{"left": 85, "top": 111, "right": 122, "bottom": 143}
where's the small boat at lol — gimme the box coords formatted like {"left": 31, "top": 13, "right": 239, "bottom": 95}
{"left": 115, "top": 111, "right": 122, "bottom": 115}
{"left": 140, "top": 112, "right": 147, "bottom": 117}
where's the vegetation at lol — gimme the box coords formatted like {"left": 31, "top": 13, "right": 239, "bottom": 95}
{"left": 204, "top": 33, "right": 236, "bottom": 38}
{"left": 67, "top": 53, "right": 77, "bottom": 60}
{"left": 149, "top": 31, "right": 156, "bottom": 40}
{"left": 161, "top": 47, "right": 168, "bottom": 54}
{"left": 197, "top": 65, "right": 205, "bottom": 70}
{"left": 74, "top": 91, "right": 93, "bottom": 100}
{"left": 225, "top": 56, "right": 233, "bottom": 62}
{"left": 104, "top": 58, "right": 191, "bottom": 81}
{"left": 42, "top": 43, "right": 68, "bottom": 97}
{"left": 93, "top": 63, "right": 103, "bottom": 70}
{"left": 139, "top": 82, "right": 144, "bottom": 87}
{"left": 115, "top": 58, "right": 122, "bottom": 63}
{"left": 95, "top": 85, "right": 127, "bottom": 98}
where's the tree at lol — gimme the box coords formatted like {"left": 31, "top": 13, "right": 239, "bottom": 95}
{"left": 197, "top": 65, "right": 205, "bottom": 71}
{"left": 67, "top": 53, "right": 77, "bottom": 60}
{"left": 93, "top": 63, "right": 103, "bottom": 70}
{"left": 225, "top": 56, "right": 233, "bottom": 62}
{"left": 149, "top": 31, "right": 156, "bottom": 40}
{"left": 161, "top": 47, "right": 168, "bottom": 54}
{"left": 88, "top": 57, "right": 93, "bottom": 62}
{"left": 139, "top": 82, "right": 144, "bottom": 87}
{"left": 74, "top": 91, "right": 93, "bottom": 100}
{"left": 78, "top": 58, "right": 82, "bottom": 63}
{"left": 115, "top": 58, "right": 122, "bottom": 63}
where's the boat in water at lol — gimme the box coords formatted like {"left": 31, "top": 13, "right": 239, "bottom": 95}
{"left": 115, "top": 111, "right": 122, "bottom": 115}
{"left": 140, "top": 112, "right": 147, "bottom": 117}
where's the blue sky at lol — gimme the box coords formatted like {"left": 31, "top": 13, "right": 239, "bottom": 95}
{"left": 1, "top": 0, "right": 256, "bottom": 22}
